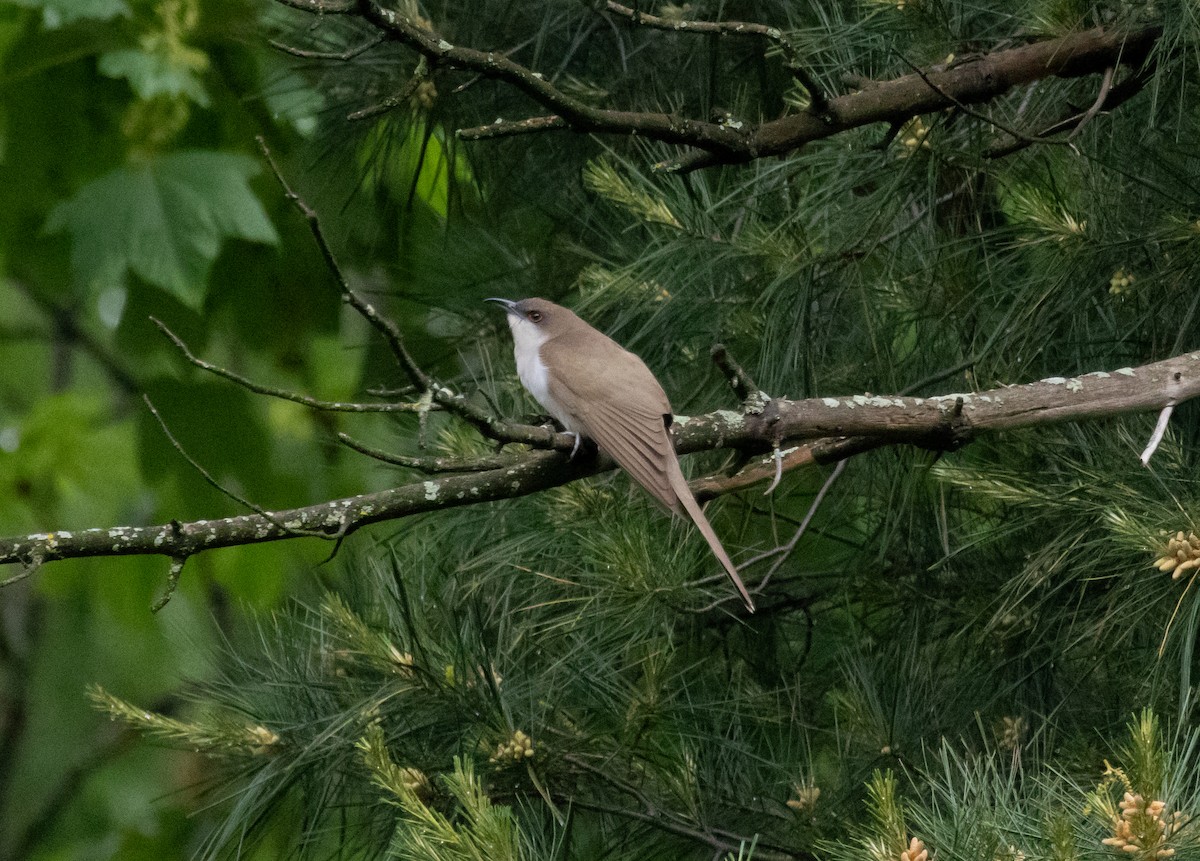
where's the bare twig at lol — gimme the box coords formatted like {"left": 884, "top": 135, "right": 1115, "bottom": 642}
{"left": 457, "top": 115, "right": 568, "bottom": 140}
{"left": 692, "top": 444, "right": 816, "bottom": 502}
{"left": 710, "top": 344, "right": 764, "bottom": 405}
{"left": 1067, "top": 65, "right": 1115, "bottom": 140}
{"left": 695, "top": 460, "right": 847, "bottom": 612}
{"left": 256, "top": 135, "right": 573, "bottom": 450}
{"left": 603, "top": 1, "right": 828, "bottom": 113}
{"left": 269, "top": 31, "right": 384, "bottom": 60}
{"left": 347, "top": 66, "right": 426, "bottom": 121}
{"left": 897, "top": 53, "right": 1071, "bottom": 153}
{"left": 143, "top": 396, "right": 338, "bottom": 546}
{"left": 256, "top": 136, "right": 435, "bottom": 394}
{"left": 757, "top": 459, "right": 846, "bottom": 589}
{"left": 1140, "top": 404, "right": 1175, "bottom": 466}
{"left": 144, "top": 396, "right": 276, "bottom": 523}
{"left": 337, "top": 432, "right": 519, "bottom": 472}
{"left": 151, "top": 557, "right": 186, "bottom": 612}
{"left": 152, "top": 318, "right": 425, "bottom": 413}
{"left": 985, "top": 64, "right": 1153, "bottom": 158}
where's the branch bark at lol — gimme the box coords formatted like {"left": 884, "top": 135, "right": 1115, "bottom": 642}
{"left": 276, "top": 0, "right": 1161, "bottom": 172}
{"left": 3, "top": 350, "right": 1196, "bottom": 571}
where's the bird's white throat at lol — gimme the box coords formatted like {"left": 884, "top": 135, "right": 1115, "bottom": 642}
{"left": 505, "top": 314, "right": 574, "bottom": 429}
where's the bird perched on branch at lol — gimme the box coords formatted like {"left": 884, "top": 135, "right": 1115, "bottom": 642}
{"left": 488, "top": 297, "right": 755, "bottom": 612}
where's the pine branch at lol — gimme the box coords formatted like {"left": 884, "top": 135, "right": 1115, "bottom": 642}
{"left": 2, "top": 350, "right": 1197, "bottom": 573}
{"left": 277, "top": 0, "right": 1161, "bottom": 172}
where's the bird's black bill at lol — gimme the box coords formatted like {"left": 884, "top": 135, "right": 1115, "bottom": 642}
{"left": 485, "top": 297, "right": 517, "bottom": 312}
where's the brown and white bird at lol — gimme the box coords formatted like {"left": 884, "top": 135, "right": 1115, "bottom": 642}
{"left": 488, "top": 297, "right": 755, "bottom": 612}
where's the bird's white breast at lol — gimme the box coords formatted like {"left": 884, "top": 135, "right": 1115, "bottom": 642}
{"left": 506, "top": 315, "right": 576, "bottom": 431}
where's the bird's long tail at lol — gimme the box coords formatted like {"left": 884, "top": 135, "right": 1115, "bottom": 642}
{"left": 667, "top": 458, "right": 756, "bottom": 612}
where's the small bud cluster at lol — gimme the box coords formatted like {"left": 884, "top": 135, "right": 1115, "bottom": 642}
{"left": 388, "top": 646, "right": 415, "bottom": 673}
{"left": 998, "top": 716, "right": 1025, "bottom": 751}
{"left": 1101, "top": 792, "right": 1184, "bottom": 858}
{"left": 247, "top": 724, "right": 280, "bottom": 756}
{"left": 397, "top": 765, "right": 431, "bottom": 797}
{"left": 897, "top": 118, "right": 932, "bottom": 154}
{"left": 786, "top": 783, "right": 821, "bottom": 812}
{"left": 489, "top": 729, "right": 534, "bottom": 766}
{"left": 411, "top": 80, "right": 438, "bottom": 111}
{"left": 900, "top": 836, "right": 928, "bottom": 861}
{"left": 1155, "top": 532, "right": 1200, "bottom": 581}
{"left": 1109, "top": 268, "right": 1136, "bottom": 295}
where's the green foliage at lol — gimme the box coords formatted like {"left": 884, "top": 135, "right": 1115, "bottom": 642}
{"left": 46, "top": 152, "right": 277, "bottom": 307}
{"left": 4, "top": 0, "right": 1200, "bottom": 859}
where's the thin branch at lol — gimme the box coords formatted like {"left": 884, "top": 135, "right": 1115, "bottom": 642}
{"left": 256, "top": 136, "right": 434, "bottom": 394}
{"left": 1067, "top": 65, "right": 1114, "bottom": 140}
{"left": 896, "top": 53, "right": 1072, "bottom": 153}
{"left": 759, "top": 460, "right": 846, "bottom": 588}
{"left": 350, "top": 3, "right": 748, "bottom": 159}
{"left": 347, "top": 68, "right": 425, "bottom": 121}
{"left": 662, "top": 25, "right": 1161, "bottom": 172}
{"left": 336, "top": 432, "right": 519, "bottom": 472}
{"left": 4, "top": 349, "right": 1199, "bottom": 571}
{"left": 694, "top": 460, "right": 847, "bottom": 612}
{"left": 143, "top": 396, "right": 336, "bottom": 546}
{"left": 144, "top": 396, "right": 278, "bottom": 523}
{"left": 1140, "top": 404, "right": 1175, "bottom": 467}
{"left": 602, "top": 1, "right": 828, "bottom": 112}
{"left": 457, "top": 115, "right": 568, "bottom": 140}
{"left": 692, "top": 445, "right": 815, "bottom": 502}
{"left": 152, "top": 318, "right": 427, "bottom": 413}
{"left": 277, "top": 0, "right": 1158, "bottom": 172}
{"left": 710, "top": 343, "right": 765, "bottom": 406}
{"left": 256, "top": 135, "right": 574, "bottom": 450}
{"left": 269, "top": 31, "right": 384, "bottom": 61}
{"left": 985, "top": 63, "right": 1153, "bottom": 158}
{"left": 151, "top": 557, "right": 186, "bottom": 612}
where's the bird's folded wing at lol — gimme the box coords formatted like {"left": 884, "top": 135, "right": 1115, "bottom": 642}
{"left": 581, "top": 400, "right": 676, "bottom": 510}
{"left": 540, "top": 338, "right": 677, "bottom": 510}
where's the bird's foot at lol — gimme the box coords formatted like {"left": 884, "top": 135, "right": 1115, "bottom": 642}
{"left": 568, "top": 431, "right": 582, "bottom": 459}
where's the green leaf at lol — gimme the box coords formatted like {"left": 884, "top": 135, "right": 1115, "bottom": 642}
{"left": 98, "top": 47, "right": 209, "bottom": 106}
{"left": 6, "top": 0, "right": 130, "bottom": 27}
{"left": 45, "top": 150, "right": 278, "bottom": 308}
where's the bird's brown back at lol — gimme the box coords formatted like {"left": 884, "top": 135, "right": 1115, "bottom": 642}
{"left": 540, "top": 325, "right": 677, "bottom": 511}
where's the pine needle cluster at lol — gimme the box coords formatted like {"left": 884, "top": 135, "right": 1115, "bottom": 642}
{"left": 95, "top": 0, "right": 1200, "bottom": 857}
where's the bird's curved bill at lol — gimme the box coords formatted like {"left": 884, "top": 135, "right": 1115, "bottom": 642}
{"left": 484, "top": 297, "right": 517, "bottom": 313}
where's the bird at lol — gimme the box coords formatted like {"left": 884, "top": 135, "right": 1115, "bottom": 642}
{"left": 487, "top": 297, "right": 756, "bottom": 612}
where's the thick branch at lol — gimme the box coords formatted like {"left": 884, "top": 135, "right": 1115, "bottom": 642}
{"left": 664, "top": 24, "right": 1161, "bottom": 171}
{"left": 3, "top": 350, "right": 1197, "bottom": 570}
{"left": 283, "top": 0, "right": 1160, "bottom": 172}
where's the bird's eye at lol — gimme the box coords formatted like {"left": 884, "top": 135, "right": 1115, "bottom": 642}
{"left": 528, "top": 310, "right": 543, "bottom": 323}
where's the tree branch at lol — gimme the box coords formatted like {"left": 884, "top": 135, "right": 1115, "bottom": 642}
{"left": 661, "top": 25, "right": 1160, "bottom": 172}
{"left": 3, "top": 350, "right": 1197, "bottom": 571}
{"left": 152, "top": 317, "right": 431, "bottom": 413}
{"left": 255, "top": 135, "right": 578, "bottom": 452}
{"left": 279, "top": 0, "right": 1161, "bottom": 172}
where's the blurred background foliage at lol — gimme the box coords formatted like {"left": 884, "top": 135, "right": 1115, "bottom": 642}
{"left": 1, "top": 0, "right": 1200, "bottom": 859}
